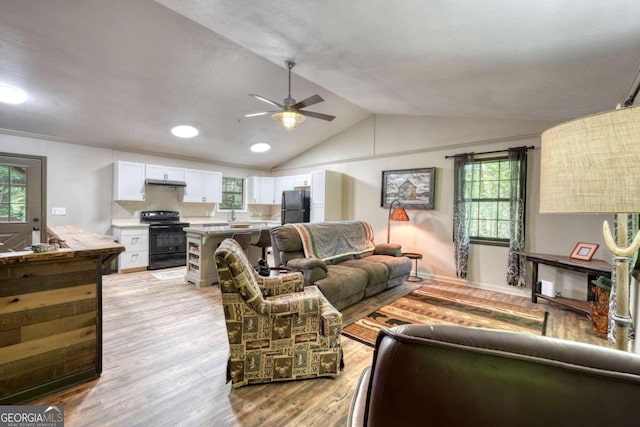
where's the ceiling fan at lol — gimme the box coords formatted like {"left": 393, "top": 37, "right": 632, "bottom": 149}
{"left": 245, "top": 60, "right": 336, "bottom": 130}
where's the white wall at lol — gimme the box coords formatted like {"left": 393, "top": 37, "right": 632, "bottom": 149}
{"left": 274, "top": 114, "right": 613, "bottom": 299}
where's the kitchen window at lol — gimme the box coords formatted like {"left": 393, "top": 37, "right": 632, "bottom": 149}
{"left": 219, "top": 177, "right": 245, "bottom": 211}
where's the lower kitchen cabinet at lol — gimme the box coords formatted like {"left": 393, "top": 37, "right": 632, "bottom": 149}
{"left": 112, "top": 226, "right": 149, "bottom": 272}
{"left": 185, "top": 234, "right": 218, "bottom": 288}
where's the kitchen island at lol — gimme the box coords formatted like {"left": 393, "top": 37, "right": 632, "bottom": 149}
{"left": 184, "top": 222, "right": 279, "bottom": 287}
{"left": 0, "top": 226, "right": 124, "bottom": 404}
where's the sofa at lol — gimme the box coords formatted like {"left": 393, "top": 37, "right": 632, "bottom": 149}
{"left": 349, "top": 324, "right": 640, "bottom": 427}
{"left": 214, "top": 238, "right": 343, "bottom": 388}
{"left": 270, "top": 220, "right": 412, "bottom": 310}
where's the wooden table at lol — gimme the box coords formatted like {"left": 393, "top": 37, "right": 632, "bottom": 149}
{"left": 402, "top": 252, "right": 423, "bottom": 283}
{"left": 519, "top": 252, "right": 611, "bottom": 315}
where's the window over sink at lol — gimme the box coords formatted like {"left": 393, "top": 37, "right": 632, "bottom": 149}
{"left": 219, "top": 177, "right": 245, "bottom": 211}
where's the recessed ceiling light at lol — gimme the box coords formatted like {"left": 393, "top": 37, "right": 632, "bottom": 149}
{"left": 250, "top": 143, "right": 271, "bottom": 153}
{"left": 171, "top": 125, "right": 199, "bottom": 138}
{"left": 0, "top": 84, "right": 28, "bottom": 104}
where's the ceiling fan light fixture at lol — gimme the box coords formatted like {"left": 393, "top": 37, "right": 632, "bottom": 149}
{"left": 272, "top": 110, "right": 305, "bottom": 130}
{"left": 250, "top": 143, "right": 271, "bottom": 153}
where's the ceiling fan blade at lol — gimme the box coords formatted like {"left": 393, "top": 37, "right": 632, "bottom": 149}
{"left": 249, "top": 94, "right": 283, "bottom": 108}
{"left": 297, "top": 110, "right": 336, "bottom": 122}
{"left": 244, "top": 111, "right": 272, "bottom": 118}
{"left": 290, "top": 94, "right": 324, "bottom": 110}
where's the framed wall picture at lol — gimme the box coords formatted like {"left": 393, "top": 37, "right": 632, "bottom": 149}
{"left": 381, "top": 167, "right": 436, "bottom": 209}
{"left": 569, "top": 242, "right": 599, "bottom": 261}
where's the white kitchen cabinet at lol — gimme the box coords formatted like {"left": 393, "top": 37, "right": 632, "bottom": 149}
{"left": 310, "top": 170, "right": 342, "bottom": 222}
{"left": 112, "top": 226, "right": 149, "bottom": 272}
{"left": 113, "top": 161, "right": 145, "bottom": 201}
{"left": 247, "top": 176, "right": 275, "bottom": 204}
{"left": 145, "top": 164, "right": 185, "bottom": 182}
{"left": 182, "top": 169, "right": 222, "bottom": 203}
{"left": 274, "top": 176, "right": 294, "bottom": 205}
{"left": 293, "top": 174, "right": 311, "bottom": 187}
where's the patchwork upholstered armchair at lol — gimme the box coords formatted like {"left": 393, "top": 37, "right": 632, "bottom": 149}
{"left": 214, "top": 238, "right": 344, "bottom": 388}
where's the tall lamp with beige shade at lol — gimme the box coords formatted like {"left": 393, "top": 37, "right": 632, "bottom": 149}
{"left": 540, "top": 105, "right": 640, "bottom": 351}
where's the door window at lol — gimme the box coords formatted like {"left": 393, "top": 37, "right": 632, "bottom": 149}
{"left": 0, "top": 164, "right": 27, "bottom": 222}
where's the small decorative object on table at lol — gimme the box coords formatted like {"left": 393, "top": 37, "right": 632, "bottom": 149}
{"left": 31, "top": 243, "right": 59, "bottom": 253}
{"left": 257, "top": 258, "right": 270, "bottom": 277}
{"left": 569, "top": 242, "right": 599, "bottom": 261}
{"left": 590, "top": 276, "right": 611, "bottom": 334}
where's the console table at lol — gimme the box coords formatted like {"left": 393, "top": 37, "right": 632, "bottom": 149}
{"left": 519, "top": 252, "right": 611, "bottom": 315}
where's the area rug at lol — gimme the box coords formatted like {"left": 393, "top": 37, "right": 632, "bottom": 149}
{"left": 342, "top": 286, "right": 548, "bottom": 347}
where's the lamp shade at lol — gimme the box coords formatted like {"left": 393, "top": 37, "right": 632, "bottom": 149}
{"left": 390, "top": 206, "right": 409, "bottom": 221}
{"left": 540, "top": 105, "right": 640, "bottom": 214}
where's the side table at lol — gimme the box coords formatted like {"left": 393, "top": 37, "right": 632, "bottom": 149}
{"left": 402, "top": 252, "right": 423, "bottom": 282}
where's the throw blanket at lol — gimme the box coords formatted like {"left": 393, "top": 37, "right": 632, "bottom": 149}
{"left": 293, "top": 221, "right": 376, "bottom": 262}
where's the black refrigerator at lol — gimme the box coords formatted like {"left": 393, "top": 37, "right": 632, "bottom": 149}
{"left": 281, "top": 189, "right": 310, "bottom": 224}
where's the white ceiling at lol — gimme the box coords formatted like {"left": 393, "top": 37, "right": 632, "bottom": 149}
{"left": 1, "top": 0, "right": 639, "bottom": 170}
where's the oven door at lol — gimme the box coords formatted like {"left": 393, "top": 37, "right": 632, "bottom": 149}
{"left": 148, "top": 225, "right": 186, "bottom": 254}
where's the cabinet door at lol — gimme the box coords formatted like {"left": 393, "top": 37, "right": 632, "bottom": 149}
{"left": 310, "top": 203, "right": 325, "bottom": 223}
{"left": 145, "top": 164, "right": 166, "bottom": 180}
{"left": 311, "top": 171, "right": 325, "bottom": 204}
{"left": 164, "top": 166, "right": 185, "bottom": 181}
{"left": 114, "top": 161, "right": 145, "bottom": 201}
{"left": 248, "top": 176, "right": 275, "bottom": 204}
{"left": 182, "top": 169, "right": 205, "bottom": 203}
{"left": 247, "top": 177, "right": 260, "bottom": 204}
{"left": 260, "top": 177, "right": 275, "bottom": 204}
{"left": 202, "top": 171, "right": 222, "bottom": 203}
{"left": 146, "top": 164, "right": 185, "bottom": 181}
{"left": 293, "top": 174, "right": 311, "bottom": 187}
{"left": 274, "top": 176, "right": 294, "bottom": 205}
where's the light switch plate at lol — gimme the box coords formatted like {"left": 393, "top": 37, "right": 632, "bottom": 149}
{"left": 51, "top": 207, "right": 66, "bottom": 215}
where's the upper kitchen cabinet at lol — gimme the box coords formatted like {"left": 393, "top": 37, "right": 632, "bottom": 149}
{"left": 113, "top": 161, "right": 145, "bottom": 201}
{"left": 145, "top": 164, "right": 185, "bottom": 182}
{"left": 293, "top": 174, "right": 311, "bottom": 187}
{"left": 273, "top": 174, "right": 311, "bottom": 205}
{"left": 310, "top": 170, "right": 342, "bottom": 222}
{"left": 247, "top": 176, "right": 275, "bottom": 205}
{"left": 182, "top": 169, "right": 222, "bottom": 203}
{"left": 274, "top": 176, "right": 294, "bottom": 205}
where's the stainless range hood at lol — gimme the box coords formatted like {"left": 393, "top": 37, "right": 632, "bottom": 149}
{"left": 145, "top": 178, "right": 187, "bottom": 187}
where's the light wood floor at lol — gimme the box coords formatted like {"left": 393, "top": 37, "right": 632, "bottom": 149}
{"left": 30, "top": 268, "right": 612, "bottom": 426}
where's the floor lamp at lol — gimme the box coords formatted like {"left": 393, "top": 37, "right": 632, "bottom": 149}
{"left": 539, "top": 105, "right": 640, "bottom": 351}
{"left": 387, "top": 199, "right": 409, "bottom": 244}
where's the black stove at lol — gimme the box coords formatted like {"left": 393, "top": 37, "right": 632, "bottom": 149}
{"left": 141, "top": 211, "right": 189, "bottom": 270}
{"left": 140, "top": 210, "right": 189, "bottom": 226}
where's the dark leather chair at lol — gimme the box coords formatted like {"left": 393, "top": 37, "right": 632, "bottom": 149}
{"left": 349, "top": 324, "right": 640, "bottom": 427}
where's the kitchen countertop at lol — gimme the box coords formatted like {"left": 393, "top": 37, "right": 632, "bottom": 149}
{"left": 184, "top": 222, "right": 279, "bottom": 236}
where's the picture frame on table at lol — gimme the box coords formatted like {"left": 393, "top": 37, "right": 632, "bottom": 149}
{"left": 569, "top": 242, "right": 599, "bottom": 261}
{"left": 381, "top": 167, "right": 436, "bottom": 209}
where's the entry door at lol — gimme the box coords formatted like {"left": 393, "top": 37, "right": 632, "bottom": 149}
{"left": 0, "top": 154, "right": 45, "bottom": 251}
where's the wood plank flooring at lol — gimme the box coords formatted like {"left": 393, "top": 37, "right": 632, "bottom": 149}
{"left": 29, "top": 268, "right": 612, "bottom": 426}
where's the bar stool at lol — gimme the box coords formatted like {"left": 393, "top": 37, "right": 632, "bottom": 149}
{"left": 251, "top": 229, "right": 272, "bottom": 260}
{"left": 231, "top": 233, "right": 252, "bottom": 252}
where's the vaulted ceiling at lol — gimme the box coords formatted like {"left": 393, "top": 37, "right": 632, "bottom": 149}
{"left": 1, "top": 1, "right": 639, "bottom": 169}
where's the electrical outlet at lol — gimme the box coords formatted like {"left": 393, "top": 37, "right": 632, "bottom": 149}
{"left": 51, "top": 207, "right": 66, "bottom": 215}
